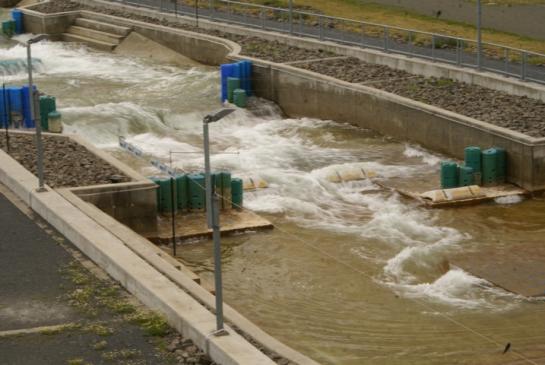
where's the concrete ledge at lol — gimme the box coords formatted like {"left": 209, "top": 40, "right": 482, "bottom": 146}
{"left": 0, "top": 147, "right": 278, "bottom": 365}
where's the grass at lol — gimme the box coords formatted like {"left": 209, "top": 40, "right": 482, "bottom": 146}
{"left": 225, "top": 0, "right": 545, "bottom": 55}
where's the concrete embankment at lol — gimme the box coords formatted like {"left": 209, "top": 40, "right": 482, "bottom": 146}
{"left": 0, "top": 140, "right": 282, "bottom": 365}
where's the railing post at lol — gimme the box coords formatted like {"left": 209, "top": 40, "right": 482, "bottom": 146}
{"left": 504, "top": 48, "right": 509, "bottom": 74}
{"left": 521, "top": 51, "right": 527, "bottom": 81}
{"left": 260, "top": 7, "right": 265, "bottom": 29}
{"left": 319, "top": 15, "right": 323, "bottom": 41}
{"left": 289, "top": 0, "right": 293, "bottom": 35}
{"left": 477, "top": 0, "right": 483, "bottom": 70}
{"left": 361, "top": 23, "right": 365, "bottom": 46}
{"left": 456, "top": 38, "right": 461, "bottom": 66}
{"left": 431, "top": 34, "right": 435, "bottom": 61}
{"left": 383, "top": 26, "right": 388, "bottom": 52}
{"left": 209, "top": 0, "right": 213, "bottom": 20}
{"left": 408, "top": 31, "right": 412, "bottom": 57}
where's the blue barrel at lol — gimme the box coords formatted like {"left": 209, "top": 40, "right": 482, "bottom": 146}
{"left": 8, "top": 87, "right": 22, "bottom": 114}
{"left": 187, "top": 174, "right": 205, "bottom": 210}
{"left": 440, "top": 161, "right": 458, "bottom": 189}
{"left": 464, "top": 146, "right": 481, "bottom": 174}
{"left": 21, "top": 85, "right": 37, "bottom": 128}
{"left": 241, "top": 60, "right": 252, "bottom": 96}
{"left": 220, "top": 63, "right": 237, "bottom": 102}
{"left": 231, "top": 178, "right": 243, "bottom": 209}
{"left": 11, "top": 9, "right": 24, "bottom": 35}
{"left": 176, "top": 174, "right": 189, "bottom": 210}
{"left": 0, "top": 88, "right": 10, "bottom": 128}
{"left": 495, "top": 147, "right": 507, "bottom": 183}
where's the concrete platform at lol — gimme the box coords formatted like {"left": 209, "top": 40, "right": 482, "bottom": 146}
{"left": 451, "top": 243, "right": 545, "bottom": 297}
{"left": 150, "top": 209, "right": 273, "bottom": 243}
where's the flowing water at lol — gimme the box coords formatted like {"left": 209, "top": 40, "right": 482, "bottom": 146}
{"left": 2, "top": 39, "right": 545, "bottom": 364}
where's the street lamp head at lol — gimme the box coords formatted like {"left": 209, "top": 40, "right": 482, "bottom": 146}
{"left": 27, "top": 34, "right": 48, "bottom": 45}
{"left": 204, "top": 108, "right": 235, "bottom": 124}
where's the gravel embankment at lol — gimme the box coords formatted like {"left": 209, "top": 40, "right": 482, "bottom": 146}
{"left": 297, "top": 57, "right": 545, "bottom": 137}
{"left": 0, "top": 133, "right": 130, "bottom": 188}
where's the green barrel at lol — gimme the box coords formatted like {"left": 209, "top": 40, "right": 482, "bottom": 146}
{"left": 188, "top": 174, "right": 205, "bottom": 211}
{"left": 482, "top": 148, "right": 499, "bottom": 186}
{"left": 495, "top": 147, "right": 507, "bottom": 183}
{"left": 458, "top": 164, "right": 474, "bottom": 187}
{"left": 158, "top": 178, "right": 177, "bottom": 213}
{"left": 2, "top": 20, "right": 14, "bottom": 37}
{"left": 227, "top": 77, "right": 241, "bottom": 103}
{"left": 233, "top": 89, "right": 247, "bottom": 108}
{"left": 150, "top": 177, "right": 162, "bottom": 212}
{"left": 47, "top": 111, "right": 62, "bottom": 133}
{"left": 39, "top": 95, "right": 56, "bottom": 131}
{"left": 464, "top": 146, "right": 481, "bottom": 174}
{"left": 221, "top": 171, "right": 232, "bottom": 210}
{"left": 176, "top": 174, "right": 189, "bottom": 211}
{"left": 231, "top": 178, "right": 243, "bottom": 209}
{"left": 440, "top": 161, "right": 458, "bottom": 189}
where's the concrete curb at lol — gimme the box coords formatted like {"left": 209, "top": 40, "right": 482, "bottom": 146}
{"left": 0, "top": 147, "right": 277, "bottom": 365}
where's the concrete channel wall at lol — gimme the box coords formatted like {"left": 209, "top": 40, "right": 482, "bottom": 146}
{"left": 20, "top": 3, "right": 545, "bottom": 191}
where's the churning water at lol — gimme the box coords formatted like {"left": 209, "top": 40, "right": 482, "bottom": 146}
{"left": 2, "top": 40, "right": 545, "bottom": 364}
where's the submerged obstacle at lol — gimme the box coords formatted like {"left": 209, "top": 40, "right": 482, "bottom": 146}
{"left": 326, "top": 168, "right": 377, "bottom": 183}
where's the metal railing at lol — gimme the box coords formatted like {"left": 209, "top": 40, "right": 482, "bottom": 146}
{"left": 115, "top": 0, "right": 545, "bottom": 85}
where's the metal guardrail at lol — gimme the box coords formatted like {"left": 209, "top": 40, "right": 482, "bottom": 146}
{"left": 115, "top": 0, "right": 545, "bottom": 85}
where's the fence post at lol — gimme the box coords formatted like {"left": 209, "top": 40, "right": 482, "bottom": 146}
{"left": 504, "top": 48, "right": 509, "bottom": 74}
{"left": 289, "top": 0, "right": 293, "bottom": 35}
{"left": 521, "top": 51, "right": 527, "bottom": 81}
{"left": 383, "top": 26, "right": 388, "bottom": 52}
{"left": 456, "top": 38, "right": 461, "bottom": 66}
{"left": 431, "top": 34, "right": 435, "bottom": 61}
{"left": 209, "top": 0, "right": 213, "bottom": 20}
{"left": 319, "top": 15, "right": 323, "bottom": 40}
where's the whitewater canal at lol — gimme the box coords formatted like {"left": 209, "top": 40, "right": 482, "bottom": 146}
{"left": 2, "top": 39, "right": 545, "bottom": 364}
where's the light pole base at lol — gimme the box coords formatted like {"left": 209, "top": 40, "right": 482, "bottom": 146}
{"left": 36, "top": 187, "right": 47, "bottom": 193}
{"left": 210, "top": 328, "right": 229, "bottom": 337}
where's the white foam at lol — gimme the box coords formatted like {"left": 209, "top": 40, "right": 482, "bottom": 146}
{"left": 403, "top": 144, "right": 441, "bottom": 166}
{"left": 495, "top": 195, "right": 524, "bottom": 205}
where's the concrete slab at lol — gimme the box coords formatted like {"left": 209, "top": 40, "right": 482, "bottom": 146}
{"left": 451, "top": 243, "right": 545, "bottom": 297}
{"left": 150, "top": 209, "right": 273, "bottom": 243}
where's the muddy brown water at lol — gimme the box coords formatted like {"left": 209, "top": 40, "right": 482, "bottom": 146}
{"left": 2, "top": 40, "right": 545, "bottom": 364}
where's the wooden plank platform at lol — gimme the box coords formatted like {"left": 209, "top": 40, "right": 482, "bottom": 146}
{"left": 379, "top": 182, "right": 529, "bottom": 208}
{"left": 148, "top": 209, "right": 273, "bottom": 243}
{"left": 451, "top": 243, "right": 545, "bottom": 297}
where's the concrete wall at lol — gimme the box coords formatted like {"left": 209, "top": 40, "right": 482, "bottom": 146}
{"left": 361, "top": 0, "right": 545, "bottom": 41}
{"left": 22, "top": 7, "right": 78, "bottom": 37}
{"left": 247, "top": 59, "right": 545, "bottom": 191}
{"left": 70, "top": 181, "right": 158, "bottom": 237}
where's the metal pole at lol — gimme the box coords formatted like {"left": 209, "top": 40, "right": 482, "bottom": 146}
{"left": 195, "top": 0, "right": 199, "bottom": 27}
{"left": 27, "top": 41, "right": 46, "bottom": 192}
{"left": 211, "top": 192, "right": 224, "bottom": 331}
{"left": 3, "top": 83, "right": 9, "bottom": 154}
{"left": 203, "top": 121, "right": 213, "bottom": 228}
{"left": 170, "top": 176, "right": 177, "bottom": 257}
{"left": 288, "top": 0, "right": 293, "bottom": 35}
{"left": 477, "top": 0, "right": 482, "bottom": 70}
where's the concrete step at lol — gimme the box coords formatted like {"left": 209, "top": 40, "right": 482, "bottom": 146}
{"left": 74, "top": 17, "right": 131, "bottom": 36}
{"left": 61, "top": 33, "right": 117, "bottom": 52}
{"left": 67, "top": 25, "right": 124, "bottom": 45}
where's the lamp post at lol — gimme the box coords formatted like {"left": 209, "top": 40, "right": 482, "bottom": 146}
{"left": 477, "top": 0, "right": 482, "bottom": 70}
{"left": 203, "top": 108, "right": 235, "bottom": 333}
{"left": 27, "top": 34, "right": 48, "bottom": 192}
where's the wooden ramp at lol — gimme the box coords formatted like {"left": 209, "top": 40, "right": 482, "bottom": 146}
{"left": 149, "top": 209, "right": 273, "bottom": 243}
{"left": 451, "top": 243, "right": 545, "bottom": 297}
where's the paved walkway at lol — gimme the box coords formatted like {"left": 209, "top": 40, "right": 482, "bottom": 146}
{"left": 0, "top": 184, "right": 208, "bottom": 365}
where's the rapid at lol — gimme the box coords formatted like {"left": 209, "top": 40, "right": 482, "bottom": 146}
{"left": 2, "top": 39, "right": 545, "bottom": 364}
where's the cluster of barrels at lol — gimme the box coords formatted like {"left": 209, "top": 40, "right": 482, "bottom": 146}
{"left": 441, "top": 146, "right": 507, "bottom": 189}
{"left": 220, "top": 60, "right": 252, "bottom": 108}
{"left": 151, "top": 172, "right": 243, "bottom": 214}
{"left": 1, "top": 9, "right": 23, "bottom": 37}
{"left": 1, "top": 85, "right": 61, "bottom": 132}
